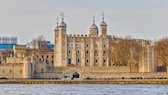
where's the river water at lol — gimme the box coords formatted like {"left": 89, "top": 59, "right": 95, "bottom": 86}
{"left": 0, "top": 84, "right": 168, "bottom": 95}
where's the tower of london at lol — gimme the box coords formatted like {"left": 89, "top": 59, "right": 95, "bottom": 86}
{"left": 0, "top": 13, "right": 166, "bottom": 79}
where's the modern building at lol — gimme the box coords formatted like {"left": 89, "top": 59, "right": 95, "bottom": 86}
{"left": 0, "top": 36, "right": 17, "bottom": 44}
{"left": 0, "top": 36, "right": 17, "bottom": 51}
{"left": 46, "top": 41, "right": 54, "bottom": 49}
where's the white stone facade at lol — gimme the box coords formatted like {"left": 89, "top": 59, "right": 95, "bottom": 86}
{"left": 54, "top": 16, "right": 113, "bottom": 67}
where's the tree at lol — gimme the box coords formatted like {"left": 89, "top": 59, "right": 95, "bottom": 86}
{"left": 112, "top": 38, "right": 142, "bottom": 72}
{"left": 0, "top": 49, "right": 13, "bottom": 62}
{"left": 155, "top": 38, "right": 168, "bottom": 67}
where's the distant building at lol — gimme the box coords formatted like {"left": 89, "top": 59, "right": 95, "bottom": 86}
{"left": 0, "top": 44, "right": 16, "bottom": 51}
{"left": 0, "top": 36, "right": 17, "bottom": 44}
{"left": 46, "top": 41, "right": 54, "bottom": 49}
{"left": 0, "top": 36, "right": 17, "bottom": 51}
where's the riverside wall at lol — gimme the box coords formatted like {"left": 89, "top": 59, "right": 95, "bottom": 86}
{"left": 35, "top": 66, "right": 168, "bottom": 79}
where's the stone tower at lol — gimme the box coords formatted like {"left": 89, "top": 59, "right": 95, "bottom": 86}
{"left": 89, "top": 16, "right": 98, "bottom": 37}
{"left": 22, "top": 57, "right": 32, "bottom": 78}
{"left": 54, "top": 15, "right": 67, "bottom": 66}
{"left": 139, "top": 41, "right": 157, "bottom": 72}
{"left": 100, "top": 12, "right": 107, "bottom": 36}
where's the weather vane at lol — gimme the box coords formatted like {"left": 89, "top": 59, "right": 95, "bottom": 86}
{"left": 102, "top": 11, "right": 104, "bottom": 21}
{"left": 60, "top": 12, "right": 64, "bottom": 21}
{"left": 93, "top": 15, "right": 95, "bottom": 24}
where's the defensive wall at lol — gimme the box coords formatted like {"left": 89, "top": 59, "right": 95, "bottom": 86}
{"left": 35, "top": 66, "right": 167, "bottom": 79}
{"left": 0, "top": 63, "right": 23, "bottom": 78}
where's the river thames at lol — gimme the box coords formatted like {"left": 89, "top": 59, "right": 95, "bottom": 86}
{"left": 0, "top": 84, "right": 168, "bottom": 95}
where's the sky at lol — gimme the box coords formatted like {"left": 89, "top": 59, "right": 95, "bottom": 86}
{"left": 0, "top": 0, "right": 168, "bottom": 44}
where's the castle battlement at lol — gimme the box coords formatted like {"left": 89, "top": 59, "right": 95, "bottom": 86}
{"left": 14, "top": 45, "right": 27, "bottom": 49}
{"left": 67, "top": 34, "right": 89, "bottom": 38}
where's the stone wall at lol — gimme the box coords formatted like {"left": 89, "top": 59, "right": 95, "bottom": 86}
{"left": 36, "top": 66, "right": 140, "bottom": 79}
{"left": 6, "top": 57, "right": 24, "bottom": 64}
{"left": 0, "top": 63, "right": 23, "bottom": 78}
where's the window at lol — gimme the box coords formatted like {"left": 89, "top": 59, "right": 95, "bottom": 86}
{"left": 68, "top": 59, "right": 71, "bottom": 64}
{"left": 104, "top": 44, "right": 106, "bottom": 47}
{"left": 86, "top": 44, "right": 88, "bottom": 47}
{"left": 52, "top": 60, "right": 54, "bottom": 66}
{"left": 69, "top": 50, "right": 71, "bottom": 53}
{"left": 77, "top": 59, "right": 80, "bottom": 63}
{"left": 42, "top": 55, "right": 44, "bottom": 58}
{"left": 47, "top": 55, "right": 48, "bottom": 58}
{"left": 41, "top": 68, "right": 44, "bottom": 73}
{"left": 87, "top": 51, "right": 89, "bottom": 54}
{"left": 52, "top": 55, "right": 54, "bottom": 58}
{"left": 104, "top": 60, "right": 106, "bottom": 62}
{"left": 77, "top": 50, "right": 80, "bottom": 54}
{"left": 87, "top": 60, "right": 88, "bottom": 62}
{"left": 96, "top": 60, "right": 97, "bottom": 62}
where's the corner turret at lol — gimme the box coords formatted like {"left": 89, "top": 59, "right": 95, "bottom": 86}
{"left": 100, "top": 12, "right": 107, "bottom": 36}
{"left": 89, "top": 16, "right": 98, "bottom": 37}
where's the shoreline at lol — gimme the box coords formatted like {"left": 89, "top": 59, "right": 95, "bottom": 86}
{"left": 1, "top": 79, "right": 168, "bottom": 84}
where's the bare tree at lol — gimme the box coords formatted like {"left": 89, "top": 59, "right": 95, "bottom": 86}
{"left": 112, "top": 38, "right": 142, "bottom": 72}
{"left": 0, "top": 49, "right": 13, "bottom": 62}
{"left": 155, "top": 38, "right": 168, "bottom": 67}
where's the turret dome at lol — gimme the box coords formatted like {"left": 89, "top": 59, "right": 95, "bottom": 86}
{"left": 60, "top": 21, "right": 66, "bottom": 27}
{"left": 90, "top": 23, "right": 98, "bottom": 29}
{"left": 100, "top": 12, "right": 107, "bottom": 26}
{"left": 100, "top": 20, "right": 107, "bottom": 26}
{"left": 54, "top": 26, "right": 59, "bottom": 31}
